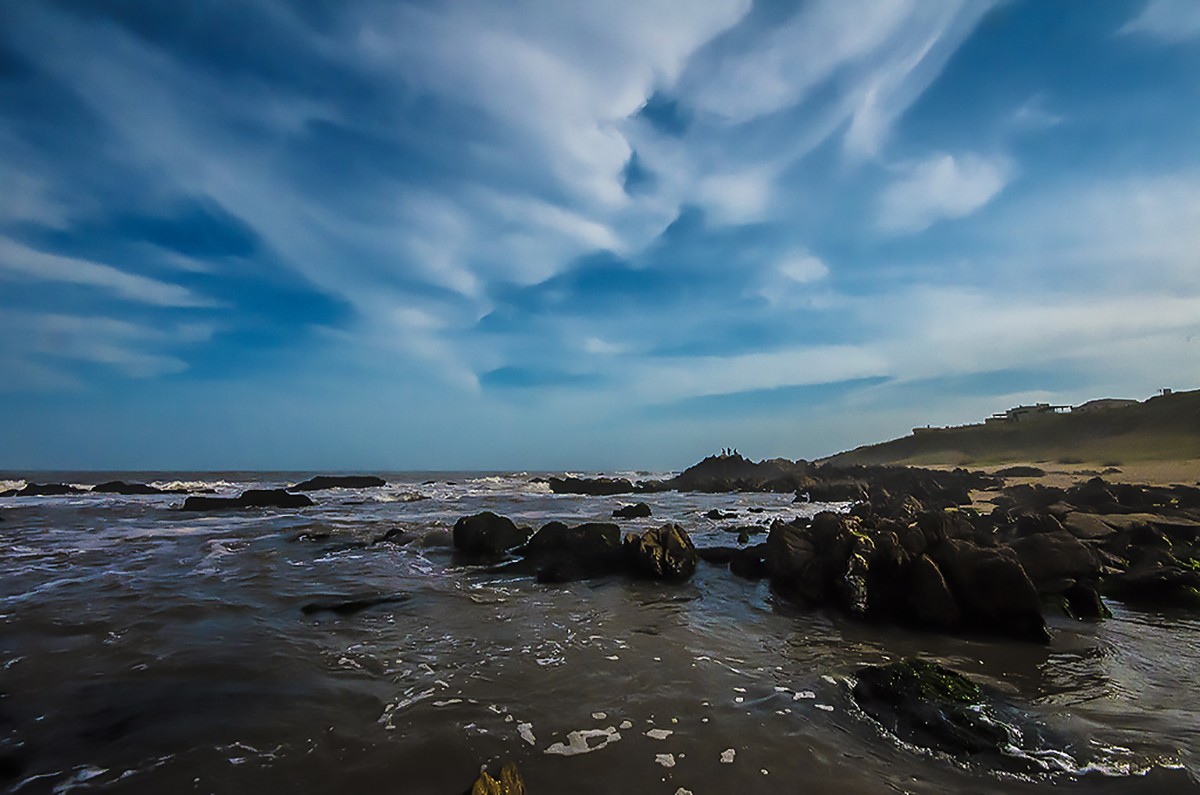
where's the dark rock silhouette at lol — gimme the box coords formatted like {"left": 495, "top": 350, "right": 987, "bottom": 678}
{"left": 289, "top": 475, "right": 386, "bottom": 491}
{"left": 612, "top": 502, "right": 652, "bottom": 519}
{"left": 181, "top": 489, "right": 314, "bottom": 511}
{"left": 453, "top": 512, "right": 532, "bottom": 557}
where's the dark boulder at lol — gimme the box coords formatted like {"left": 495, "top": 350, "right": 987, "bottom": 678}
{"left": 1103, "top": 559, "right": 1200, "bottom": 608}
{"left": 664, "top": 454, "right": 808, "bottom": 493}
{"left": 931, "top": 539, "right": 1049, "bottom": 642}
{"left": 903, "top": 555, "right": 961, "bottom": 631}
{"left": 11, "top": 483, "right": 84, "bottom": 497}
{"left": 625, "top": 524, "right": 697, "bottom": 581}
{"left": 697, "top": 546, "right": 740, "bottom": 565}
{"left": 729, "top": 545, "right": 770, "bottom": 579}
{"left": 1008, "top": 531, "right": 1100, "bottom": 594}
{"left": 181, "top": 489, "right": 314, "bottom": 511}
{"left": 612, "top": 502, "right": 652, "bottom": 519}
{"left": 289, "top": 475, "right": 386, "bottom": 491}
{"left": 548, "top": 476, "right": 635, "bottom": 495}
{"left": 1062, "top": 582, "right": 1111, "bottom": 620}
{"left": 452, "top": 512, "right": 532, "bottom": 557}
{"left": 519, "top": 521, "right": 624, "bottom": 582}
{"left": 705, "top": 508, "right": 735, "bottom": 520}
{"left": 995, "top": 465, "right": 1046, "bottom": 478}
{"left": 852, "top": 658, "right": 1008, "bottom": 756}
{"left": 92, "top": 481, "right": 164, "bottom": 495}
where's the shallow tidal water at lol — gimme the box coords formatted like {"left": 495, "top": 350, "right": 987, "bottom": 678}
{"left": 1, "top": 472, "right": 1197, "bottom": 794}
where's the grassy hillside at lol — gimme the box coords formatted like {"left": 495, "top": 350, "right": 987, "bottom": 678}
{"left": 823, "top": 390, "right": 1200, "bottom": 467}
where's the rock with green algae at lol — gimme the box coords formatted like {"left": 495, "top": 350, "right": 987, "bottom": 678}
{"left": 469, "top": 762, "right": 526, "bottom": 795}
{"left": 852, "top": 658, "right": 1010, "bottom": 756}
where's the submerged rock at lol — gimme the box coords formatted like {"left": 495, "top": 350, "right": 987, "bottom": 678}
{"left": 288, "top": 475, "right": 386, "bottom": 491}
{"left": 453, "top": 512, "right": 532, "bottom": 557}
{"left": 468, "top": 761, "right": 526, "bottom": 795}
{"left": 181, "top": 489, "right": 314, "bottom": 511}
{"left": 300, "top": 593, "right": 409, "bottom": 615}
{"left": 625, "top": 525, "right": 698, "bottom": 581}
{"left": 612, "top": 502, "right": 652, "bottom": 519}
{"left": 853, "top": 658, "right": 1007, "bottom": 756}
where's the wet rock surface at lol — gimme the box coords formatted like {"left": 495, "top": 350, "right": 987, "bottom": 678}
{"left": 453, "top": 512, "right": 533, "bottom": 558}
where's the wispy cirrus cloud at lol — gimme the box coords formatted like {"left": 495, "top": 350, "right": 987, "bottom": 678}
{"left": 1120, "top": 0, "right": 1200, "bottom": 42}
{"left": 877, "top": 152, "right": 1013, "bottom": 233}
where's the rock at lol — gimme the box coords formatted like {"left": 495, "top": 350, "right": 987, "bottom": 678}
{"left": 301, "top": 593, "right": 409, "bottom": 615}
{"left": 519, "top": 521, "right": 624, "bottom": 582}
{"left": 903, "top": 555, "right": 961, "bottom": 631}
{"left": 468, "top": 762, "right": 526, "bottom": 795}
{"left": 91, "top": 481, "right": 164, "bottom": 495}
{"left": 729, "top": 546, "right": 769, "bottom": 579}
{"left": 765, "top": 521, "right": 821, "bottom": 601}
{"left": 1063, "top": 512, "right": 1117, "bottom": 540}
{"left": 181, "top": 489, "right": 314, "bottom": 511}
{"left": 625, "top": 525, "right": 698, "bottom": 581}
{"left": 1008, "top": 531, "right": 1100, "bottom": 594}
{"left": 612, "top": 502, "right": 652, "bottom": 519}
{"left": 1104, "top": 562, "right": 1200, "bottom": 608}
{"left": 697, "top": 546, "right": 740, "bottom": 565}
{"left": 371, "top": 527, "right": 412, "bottom": 545}
{"left": 931, "top": 539, "right": 1050, "bottom": 642}
{"left": 289, "top": 475, "right": 386, "bottom": 491}
{"left": 1062, "top": 582, "right": 1111, "bottom": 620}
{"left": 11, "top": 483, "right": 84, "bottom": 497}
{"left": 995, "top": 466, "right": 1046, "bottom": 478}
{"left": 852, "top": 658, "right": 1009, "bottom": 756}
{"left": 452, "top": 512, "right": 532, "bottom": 557}
{"left": 548, "top": 476, "right": 635, "bottom": 495}
{"left": 705, "top": 508, "right": 735, "bottom": 520}
{"left": 665, "top": 454, "right": 809, "bottom": 493}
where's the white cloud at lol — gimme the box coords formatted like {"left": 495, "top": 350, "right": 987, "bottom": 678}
{"left": 877, "top": 152, "right": 1013, "bottom": 233}
{"left": 1119, "top": 0, "right": 1200, "bottom": 42}
{"left": 0, "top": 239, "right": 214, "bottom": 308}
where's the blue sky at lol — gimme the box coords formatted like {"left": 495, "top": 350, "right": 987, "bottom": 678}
{"left": 1, "top": 0, "right": 1198, "bottom": 471}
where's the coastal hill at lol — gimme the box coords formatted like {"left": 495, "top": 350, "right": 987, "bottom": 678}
{"left": 822, "top": 388, "right": 1200, "bottom": 468}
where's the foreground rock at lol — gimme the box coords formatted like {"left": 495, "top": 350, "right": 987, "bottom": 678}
{"left": 853, "top": 658, "right": 1007, "bottom": 755}
{"left": 288, "top": 475, "right": 386, "bottom": 491}
{"left": 766, "top": 510, "right": 1049, "bottom": 642}
{"left": 468, "top": 762, "right": 525, "bottom": 795}
{"left": 625, "top": 524, "right": 697, "bottom": 581}
{"left": 181, "top": 489, "right": 314, "bottom": 511}
{"left": 519, "top": 521, "right": 624, "bottom": 582}
{"left": 453, "top": 512, "right": 532, "bottom": 557}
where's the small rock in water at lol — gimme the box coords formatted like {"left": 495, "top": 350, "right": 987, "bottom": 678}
{"left": 654, "top": 753, "right": 676, "bottom": 768}
{"left": 720, "top": 748, "right": 736, "bottom": 763}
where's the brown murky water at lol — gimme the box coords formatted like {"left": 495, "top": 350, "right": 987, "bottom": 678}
{"left": 1, "top": 472, "right": 1197, "bottom": 793}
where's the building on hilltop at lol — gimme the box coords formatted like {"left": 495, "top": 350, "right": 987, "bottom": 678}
{"left": 1073, "top": 398, "right": 1139, "bottom": 413}
{"left": 985, "top": 403, "right": 1070, "bottom": 424}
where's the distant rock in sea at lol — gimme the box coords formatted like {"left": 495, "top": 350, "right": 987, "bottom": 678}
{"left": 181, "top": 489, "right": 314, "bottom": 511}
{"left": 288, "top": 475, "right": 387, "bottom": 491}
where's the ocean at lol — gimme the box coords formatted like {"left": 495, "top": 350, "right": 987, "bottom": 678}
{"left": 1, "top": 471, "right": 1197, "bottom": 793}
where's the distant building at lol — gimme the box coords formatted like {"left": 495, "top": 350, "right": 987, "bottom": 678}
{"left": 986, "top": 403, "right": 1070, "bottom": 423}
{"left": 1073, "top": 398, "right": 1138, "bottom": 413}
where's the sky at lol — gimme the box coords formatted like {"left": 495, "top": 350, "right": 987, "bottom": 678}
{"left": 1, "top": 0, "right": 1198, "bottom": 471}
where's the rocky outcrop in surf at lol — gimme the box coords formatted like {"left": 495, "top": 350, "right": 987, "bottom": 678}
{"left": 181, "top": 489, "right": 314, "bottom": 511}
{"left": 288, "top": 475, "right": 387, "bottom": 491}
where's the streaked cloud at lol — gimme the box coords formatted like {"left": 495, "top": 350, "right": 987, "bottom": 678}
{"left": 877, "top": 153, "right": 1012, "bottom": 233}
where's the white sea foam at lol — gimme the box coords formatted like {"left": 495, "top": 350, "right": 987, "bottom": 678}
{"left": 544, "top": 727, "right": 621, "bottom": 756}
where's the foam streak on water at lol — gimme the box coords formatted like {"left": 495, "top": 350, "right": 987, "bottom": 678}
{"left": 0, "top": 471, "right": 1197, "bottom": 794}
